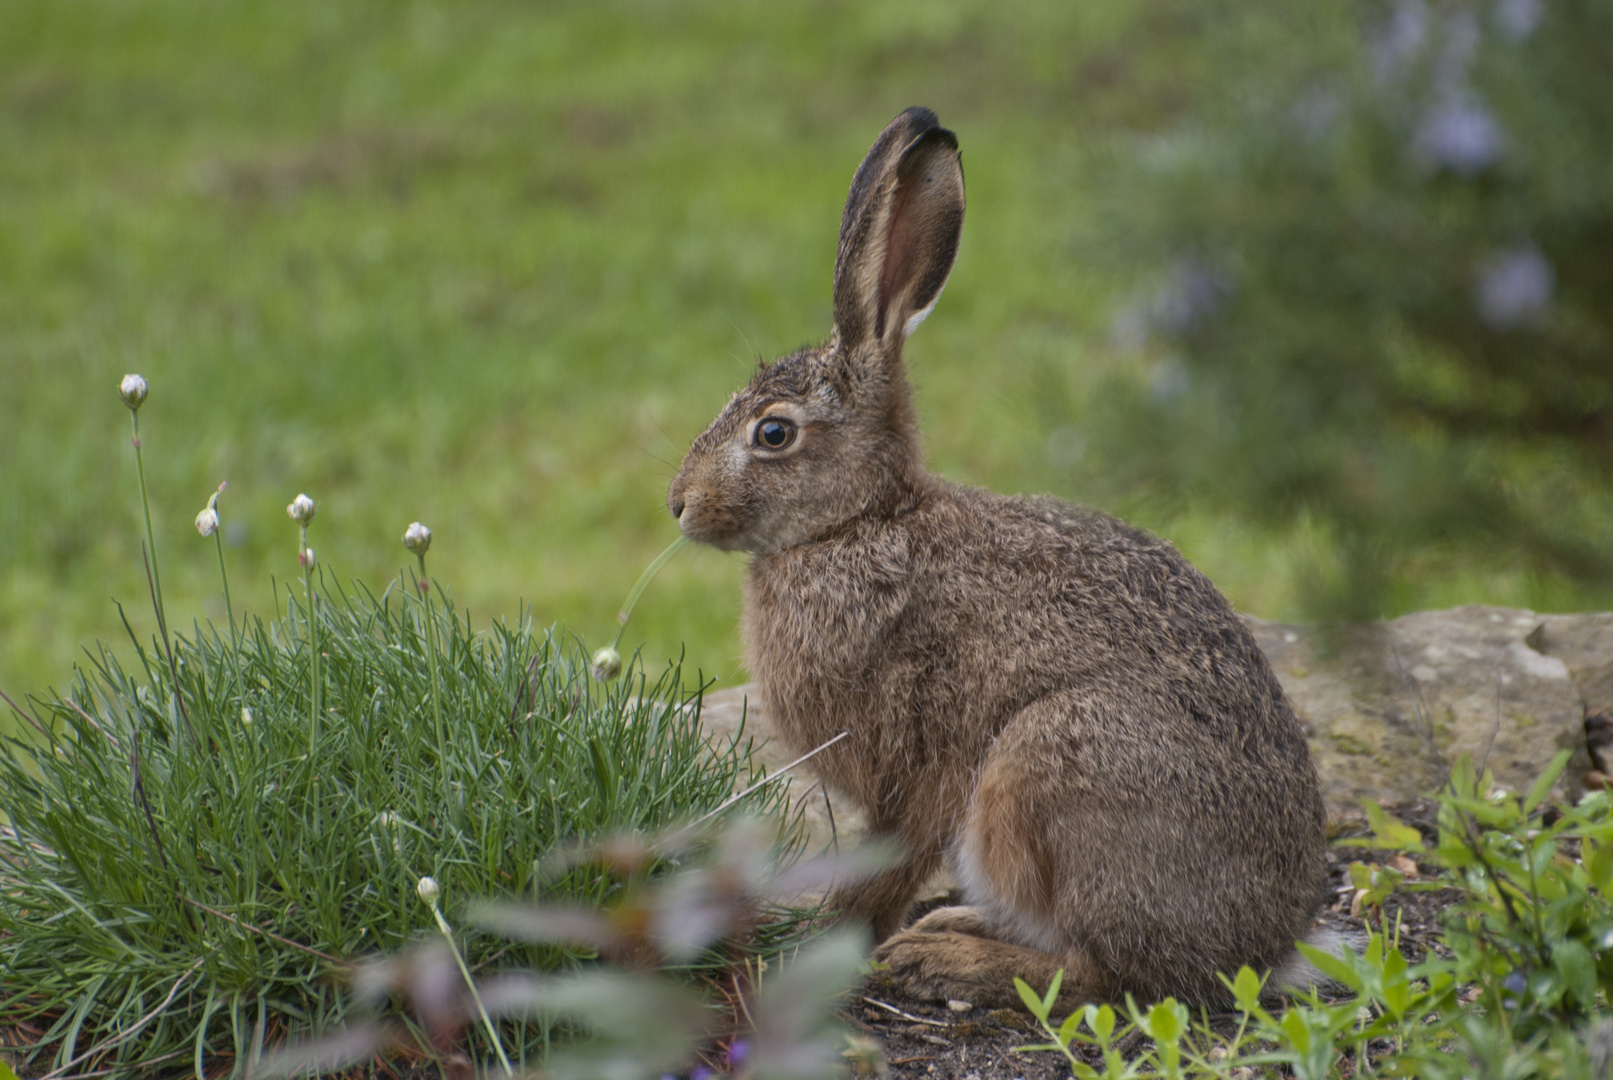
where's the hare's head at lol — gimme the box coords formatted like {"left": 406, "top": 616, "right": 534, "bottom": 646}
{"left": 669, "top": 107, "right": 965, "bottom": 552}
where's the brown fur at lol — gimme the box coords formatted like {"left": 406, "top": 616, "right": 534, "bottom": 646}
{"left": 667, "top": 107, "right": 1329, "bottom": 1009}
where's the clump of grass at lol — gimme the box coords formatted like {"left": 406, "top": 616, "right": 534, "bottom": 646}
{"left": 0, "top": 377, "right": 793, "bottom": 1076}
{"left": 0, "top": 577, "right": 781, "bottom": 1075}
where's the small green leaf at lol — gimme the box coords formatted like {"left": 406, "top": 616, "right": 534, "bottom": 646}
{"left": 1279, "top": 1007, "right": 1314, "bottom": 1054}
{"left": 1042, "top": 967, "right": 1064, "bottom": 1016}
{"left": 1381, "top": 948, "right": 1411, "bottom": 1019}
{"left": 1554, "top": 939, "right": 1597, "bottom": 1008}
{"left": 1015, "top": 977, "right": 1049, "bottom": 1020}
{"left": 1524, "top": 750, "right": 1573, "bottom": 813}
{"left": 1362, "top": 800, "right": 1425, "bottom": 851}
{"left": 1144, "top": 998, "right": 1185, "bottom": 1044}
{"left": 0, "top": 1061, "right": 19, "bottom": 1080}
{"left": 1087, "top": 1003, "right": 1116, "bottom": 1044}
{"left": 1058, "top": 1011, "right": 1082, "bottom": 1045}
{"left": 1230, "top": 966, "right": 1264, "bottom": 1013}
{"left": 1296, "top": 941, "right": 1360, "bottom": 992}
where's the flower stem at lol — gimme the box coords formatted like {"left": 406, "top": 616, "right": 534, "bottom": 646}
{"left": 213, "top": 530, "right": 235, "bottom": 635}
{"left": 130, "top": 410, "right": 197, "bottom": 751}
{"left": 417, "top": 554, "right": 449, "bottom": 793}
{"left": 609, "top": 535, "right": 689, "bottom": 651}
{"left": 129, "top": 412, "right": 168, "bottom": 635}
{"left": 301, "top": 524, "right": 320, "bottom": 755}
{"left": 427, "top": 898, "right": 513, "bottom": 1075}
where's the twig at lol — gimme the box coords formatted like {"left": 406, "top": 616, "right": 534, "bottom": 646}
{"left": 41, "top": 960, "right": 203, "bottom": 1079}
{"left": 1115, "top": 1026, "right": 1146, "bottom": 1057}
{"left": 64, "top": 698, "right": 121, "bottom": 751}
{"left": 181, "top": 896, "right": 342, "bottom": 964}
{"left": 471, "top": 947, "right": 510, "bottom": 974}
{"left": 1387, "top": 639, "right": 1445, "bottom": 785}
{"left": 888, "top": 1056, "right": 941, "bottom": 1066}
{"left": 1478, "top": 673, "right": 1502, "bottom": 778}
{"left": 860, "top": 996, "right": 950, "bottom": 1028}
{"left": 129, "top": 731, "right": 171, "bottom": 874}
{"left": 684, "top": 730, "right": 850, "bottom": 832}
{"left": 0, "top": 684, "right": 51, "bottom": 742}
{"left": 49, "top": 1047, "right": 189, "bottom": 1080}
{"left": 823, "top": 783, "right": 839, "bottom": 854}
{"left": 507, "top": 652, "right": 544, "bottom": 734}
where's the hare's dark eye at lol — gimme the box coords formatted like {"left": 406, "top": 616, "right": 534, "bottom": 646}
{"left": 755, "top": 418, "right": 797, "bottom": 451}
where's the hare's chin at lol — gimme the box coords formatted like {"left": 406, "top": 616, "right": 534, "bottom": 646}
{"left": 677, "top": 518, "right": 759, "bottom": 553}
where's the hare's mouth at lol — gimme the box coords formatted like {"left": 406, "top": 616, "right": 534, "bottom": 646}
{"left": 673, "top": 490, "right": 756, "bottom": 552}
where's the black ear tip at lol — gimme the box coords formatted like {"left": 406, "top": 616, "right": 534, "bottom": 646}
{"left": 895, "top": 108, "right": 957, "bottom": 154}
{"left": 899, "top": 106, "right": 941, "bottom": 129}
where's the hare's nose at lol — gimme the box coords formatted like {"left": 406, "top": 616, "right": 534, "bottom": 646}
{"left": 668, "top": 491, "right": 686, "bottom": 520}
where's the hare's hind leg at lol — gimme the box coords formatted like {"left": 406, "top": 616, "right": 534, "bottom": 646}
{"left": 871, "top": 693, "right": 1120, "bottom": 1008}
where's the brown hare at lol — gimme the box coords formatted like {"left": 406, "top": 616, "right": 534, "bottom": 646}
{"left": 668, "top": 107, "right": 1331, "bottom": 1008}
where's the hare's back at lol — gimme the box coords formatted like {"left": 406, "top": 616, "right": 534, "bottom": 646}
{"left": 931, "top": 486, "right": 1302, "bottom": 750}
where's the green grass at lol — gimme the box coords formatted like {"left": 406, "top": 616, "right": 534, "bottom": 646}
{"left": 0, "top": 569, "right": 789, "bottom": 1074}
{"left": 3, "top": 0, "right": 1605, "bottom": 712}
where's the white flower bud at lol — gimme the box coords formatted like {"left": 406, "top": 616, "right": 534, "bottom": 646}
{"left": 241, "top": 707, "right": 253, "bottom": 726}
{"left": 119, "top": 374, "right": 148, "bottom": 411}
{"left": 591, "top": 646, "right": 623, "bottom": 682}
{"left": 286, "top": 493, "right": 317, "bottom": 525}
{"left": 403, "top": 521, "right": 432, "bottom": 555}
{"left": 195, "top": 508, "right": 219, "bottom": 537}
{"left": 300, "top": 547, "right": 316, "bottom": 570}
{"left": 417, "top": 876, "right": 440, "bottom": 903}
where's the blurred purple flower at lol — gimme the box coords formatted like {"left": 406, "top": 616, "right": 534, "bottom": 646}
{"left": 1292, "top": 88, "right": 1341, "bottom": 142}
{"left": 1154, "top": 257, "right": 1229, "bottom": 334}
{"left": 1476, "top": 243, "right": 1553, "bottom": 328}
{"left": 1494, "top": 0, "right": 1542, "bottom": 41}
{"left": 1369, "top": 0, "right": 1428, "bottom": 81}
{"left": 1414, "top": 96, "right": 1504, "bottom": 173}
{"left": 1150, "top": 358, "right": 1190, "bottom": 404}
{"left": 1110, "top": 303, "right": 1150, "bottom": 352}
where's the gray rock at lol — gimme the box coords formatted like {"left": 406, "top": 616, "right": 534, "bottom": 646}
{"left": 1247, "top": 606, "right": 1588, "bottom": 813}
{"left": 1528, "top": 613, "right": 1613, "bottom": 716}
{"left": 697, "top": 605, "right": 1608, "bottom": 832}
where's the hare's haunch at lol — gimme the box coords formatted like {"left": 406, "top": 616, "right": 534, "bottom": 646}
{"left": 668, "top": 107, "right": 1329, "bottom": 1008}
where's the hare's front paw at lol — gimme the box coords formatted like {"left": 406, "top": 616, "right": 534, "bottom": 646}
{"left": 874, "top": 922, "right": 1025, "bottom": 1006}
{"left": 872, "top": 927, "right": 965, "bottom": 1002}
{"left": 904, "top": 904, "right": 998, "bottom": 938}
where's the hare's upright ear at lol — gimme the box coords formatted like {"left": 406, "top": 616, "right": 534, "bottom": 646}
{"left": 832, "top": 107, "right": 965, "bottom": 357}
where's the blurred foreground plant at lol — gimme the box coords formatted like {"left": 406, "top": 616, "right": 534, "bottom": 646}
{"left": 262, "top": 819, "right": 894, "bottom": 1080}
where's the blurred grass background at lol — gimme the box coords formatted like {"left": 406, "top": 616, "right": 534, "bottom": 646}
{"left": 3, "top": 0, "right": 1606, "bottom": 711}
